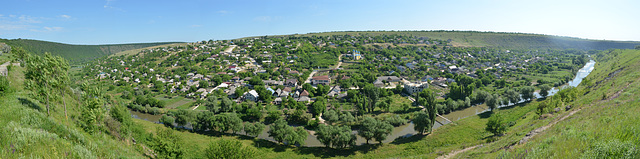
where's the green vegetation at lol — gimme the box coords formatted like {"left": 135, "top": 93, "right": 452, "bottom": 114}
{"left": 0, "top": 38, "right": 178, "bottom": 63}
{"left": 286, "top": 31, "right": 640, "bottom": 50}
{"left": 4, "top": 31, "right": 640, "bottom": 158}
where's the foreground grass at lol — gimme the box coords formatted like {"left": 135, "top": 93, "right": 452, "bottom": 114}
{"left": 458, "top": 49, "right": 640, "bottom": 158}
{"left": 0, "top": 66, "right": 143, "bottom": 158}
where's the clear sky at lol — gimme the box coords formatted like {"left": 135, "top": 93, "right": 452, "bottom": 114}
{"left": 1, "top": 0, "right": 638, "bottom": 44}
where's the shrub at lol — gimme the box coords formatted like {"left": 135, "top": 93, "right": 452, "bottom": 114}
{"left": 204, "top": 139, "right": 256, "bottom": 159}
{"left": 385, "top": 115, "right": 408, "bottom": 127}
{"left": 0, "top": 76, "right": 10, "bottom": 96}
{"left": 160, "top": 115, "right": 175, "bottom": 128}
{"left": 486, "top": 113, "right": 507, "bottom": 136}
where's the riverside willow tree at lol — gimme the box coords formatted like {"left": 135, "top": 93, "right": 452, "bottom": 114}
{"left": 24, "top": 52, "right": 70, "bottom": 116}
{"left": 418, "top": 88, "right": 437, "bottom": 133}
{"left": 315, "top": 124, "right": 357, "bottom": 148}
{"left": 413, "top": 111, "right": 431, "bottom": 135}
{"left": 268, "top": 119, "right": 307, "bottom": 146}
{"left": 358, "top": 117, "right": 393, "bottom": 144}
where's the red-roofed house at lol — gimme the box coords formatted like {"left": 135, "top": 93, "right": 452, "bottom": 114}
{"left": 312, "top": 75, "right": 331, "bottom": 85}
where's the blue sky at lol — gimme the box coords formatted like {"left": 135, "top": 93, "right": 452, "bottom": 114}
{"left": 1, "top": 0, "right": 639, "bottom": 44}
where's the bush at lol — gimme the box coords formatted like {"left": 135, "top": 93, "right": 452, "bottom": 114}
{"left": 160, "top": 115, "right": 175, "bottom": 128}
{"left": 204, "top": 139, "right": 256, "bottom": 159}
{"left": 384, "top": 115, "right": 408, "bottom": 127}
{"left": 486, "top": 113, "right": 507, "bottom": 136}
{"left": 582, "top": 139, "right": 640, "bottom": 158}
{"left": 0, "top": 76, "right": 10, "bottom": 96}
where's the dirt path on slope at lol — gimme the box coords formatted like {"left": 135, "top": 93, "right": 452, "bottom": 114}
{"left": 437, "top": 145, "right": 481, "bottom": 159}
{"left": 517, "top": 108, "right": 582, "bottom": 145}
{"left": 437, "top": 107, "right": 583, "bottom": 159}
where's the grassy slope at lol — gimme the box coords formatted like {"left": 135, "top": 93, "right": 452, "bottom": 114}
{"left": 457, "top": 49, "right": 640, "bottom": 158}
{"left": 0, "top": 54, "right": 143, "bottom": 158}
{"left": 252, "top": 31, "right": 640, "bottom": 50}
{"left": 0, "top": 38, "right": 180, "bottom": 64}
{"left": 110, "top": 43, "right": 187, "bottom": 57}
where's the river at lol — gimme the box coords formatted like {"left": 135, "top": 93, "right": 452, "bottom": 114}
{"left": 130, "top": 59, "right": 596, "bottom": 147}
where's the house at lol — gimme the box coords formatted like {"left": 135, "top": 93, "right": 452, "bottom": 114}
{"left": 300, "top": 90, "right": 310, "bottom": 97}
{"left": 296, "top": 96, "right": 311, "bottom": 103}
{"left": 193, "top": 74, "right": 204, "bottom": 80}
{"left": 266, "top": 87, "right": 275, "bottom": 95}
{"left": 449, "top": 66, "right": 459, "bottom": 73}
{"left": 244, "top": 90, "right": 259, "bottom": 102}
{"left": 312, "top": 75, "right": 331, "bottom": 85}
{"left": 404, "top": 81, "right": 429, "bottom": 94}
{"left": 285, "top": 79, "right": 298, "bottom": 87}
{"left": 274, "top": 97, "right": 283, "bottom": 105}
{"left": 274, "top": 88, "right": 289, "bottom": 97}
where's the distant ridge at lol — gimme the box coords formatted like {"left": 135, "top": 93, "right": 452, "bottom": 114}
{"left": 0, "top": 38, "right": 181, "bottom": 64}
{"left": 241, "top": 30, "right": 640, "bottom": 50}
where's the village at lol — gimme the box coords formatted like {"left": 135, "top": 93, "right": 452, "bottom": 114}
{"left": 79, "top": 34, "right": 587, "bottom": 147}
{"left": 87, "top": 34, "right": 571, "bottom": 113}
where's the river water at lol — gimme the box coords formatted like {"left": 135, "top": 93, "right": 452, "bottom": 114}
{"left": 130, "top": 60, "right": 596, "bottom": 147}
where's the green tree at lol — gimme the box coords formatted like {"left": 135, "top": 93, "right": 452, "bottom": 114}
{"left": 174, "top": 109, "right": 193, "bottom": 128}
{"left": 486, "top": 94, "right": 498, "bottom": 111}
{"left": 243, "top": 122, "right": 265, "bottom": 137}
{"left": 316, "top": 125, "right": 356, "bottom": 148}
{"left": 193, "top": 111, "right": 215, "bottom": 132}
{"left": 160, "top": 115, "right": 175, "bottom": 128}
{"left": 228, "top": 113, "right": 243, "bottom": 134}
{"left": 418, "top": 89, "right": 437, "bottom": 133}
{"left": 268, "top": 119, "right": 307, "bottom": 146}
{"left": 413, "top": 111, "right": 431, "bottom": 135}
{"left": 363, "top": 84, "right": 380, "bottom": 113}
{"left": 504, "top": 89, "right": 520, "bottom": 104}
{"left": 204, "top": 95, "right": 219, "bottom": 113}
{"left": 268, "top": 119, "right": 290, "bottom": 144}
{"left": 25, "top": 52, "right": 67, "bottom": 116}
{"left": 539, "top": 85, "right": 551, "bottom": 98}
{"left": 220, "top": 96, "right": 234, "bottom": 112}
{"left": 520, "top": 86, "right": 535, "bottom": 101}
{"left": 339, "top": 111, "right": 356, "bottom": 124}
{"left": 151, "top": 128, "right": 184, "bottom": 159}
{"left": 204, "top": 139, "right": 256, "bottom": 159}
{"left": 358, "top": 117, "right": 392, "bottom": 144}
{"left": 311, "top": 98, "right": 326, "bottom": 117}
{"left": 322, "top": 109, "right": 339, "bottom": 125}
{"left": 486, "top": 113, "right": 507, "bottom": 136}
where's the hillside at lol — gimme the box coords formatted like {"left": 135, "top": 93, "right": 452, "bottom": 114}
{"left": 0, "top": 39, "right": 180, "bottom": 64}
{"left": 451, "top": 49, "right": 640, "bottom": 158}
{"left": 257, "top": 31, "right": 640, "bottom": 50}
{"left": 0, "top": 56, "right": 144, "bottom": 158}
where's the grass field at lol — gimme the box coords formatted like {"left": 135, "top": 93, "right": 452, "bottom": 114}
{"left": 153, "top": 95, "right": 195, "bottom": 109}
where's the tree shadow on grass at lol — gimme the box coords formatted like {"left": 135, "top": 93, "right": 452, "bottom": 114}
{"left": 18, "top": 97, "right": 41, "bottom": 111}
{"left": 390, "top": 133, "right": 427, "bottom": 144}
{"left": 249, "top": 137, "right": 384, "bottom": 158}
{"left": 478, "top": 111, "right": 493, "bottom": 119}
{"left": 294, "top": 143, "right": 381, "bottom": 158}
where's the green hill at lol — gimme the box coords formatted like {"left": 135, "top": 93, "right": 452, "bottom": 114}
{"left": 452, "top": 49, "right": 640, "bottom": 158}
{"left": 259, "top": 31, "right": 640, "bottom": 50}
{"left": 0, "top": 39, "right": 180, "bottom": 64}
